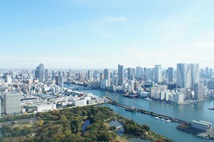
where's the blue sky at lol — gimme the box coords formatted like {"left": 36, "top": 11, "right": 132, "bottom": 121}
{"left": 0, "top": 0, "right": 214, "bottom": 69}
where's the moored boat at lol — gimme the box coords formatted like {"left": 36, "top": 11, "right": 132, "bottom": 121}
{"left": 123, "top": 93, "right": 138, "bottom": 98}
{"left": 208, "top": 107, "right": 214, "bottom": 110}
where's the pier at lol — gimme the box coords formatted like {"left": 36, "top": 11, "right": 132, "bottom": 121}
{"left": 106, "top": 97, "right": 187, "bottom": 124}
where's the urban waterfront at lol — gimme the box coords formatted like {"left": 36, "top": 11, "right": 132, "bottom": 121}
{"left": 66, "top": 84, "right": 214, "bottom": 142}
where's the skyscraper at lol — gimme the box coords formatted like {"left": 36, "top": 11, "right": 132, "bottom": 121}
{"left": 45, "top": 69, "right": 49, "bottom": 82}
{"left": 176, "top": 63, "right": 199, "bottom": 89}
{"left": 4, "top": 92, "right": 20, "bottom": 115}
{"left": 127, "top": 68, "right": 135, "bottom": 80}
{"left": 194, "top": 82, "right": 204, "bottom": 100}
{"left": 191, "top": 64, "right": 200, "bottom": 89}
{"left": 57, "top": 70, "right": 64, "bottom": 88}
{"left": 0, "top": 99, "right": 1, "bottom": 117}
{"left": 177, "top": 63, "right": 191, "bottom": 88}
{"left": 167, "top": 67, "right": 174, "bottom": 83}
{"left": 146, "top": 68, "right": 153, "bottom": 81}
{"left": 35, "top": 63, "right": 44, "bottom": 82}
{"left": 154, "top": 65, "right": 162, "bottom": 83}
{"left": 118, "top": 64, "right": 124, "bottom": 86}
{"left": 87, "top": 70, "right": 93, "bottom": 81}
{"left": 52, "top": 71, "right": 55, "bottom": 79}
{"left": 136, "top": 66, "right": 142, "bottom": 80}
{"left": 104, "top": 69, "right": 110, "bottom": 87}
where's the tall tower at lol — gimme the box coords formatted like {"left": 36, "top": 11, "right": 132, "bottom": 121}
{"left": 154, "top": 65, "right": 162, "bottom": 83}
{"left": 194, "top": 82, "right": 204, "bottom": 100}
{"left": 176, "top": 63, "right": 199, "bottom": 89}
{"left": 88, "top": 70, "right": 93, "bottom": 81}
{"left": 167, "top": 67, "right": 174, "bottom": 83}
{"left": 176, "top": 63, "right": 191, "bottom": 88}
{"left": 57, "top": 70, "right": 64, "bottom": 88}
{"left": 146, "top": 68, "right": 153, "bottom": 81}
{"left": 0, "top": 99, "right": 1, "bottom": 117}
{"left": 191, "top": 64, "right": 199, "bottom": 89}
{"left": 118, "top": 64, "right": 124, "bottom": 86}
{"left": 104, "top": 69, "right": 110, "bottom": 87}
{"left": 35, "top": 63, "right": 44, "bottom": 82}
{"left": 127, "top": 68, "right": 135, "bottom": 80}
{"left": 136, "top": 66, "right": 142, "bottom": 80}
{"left": 45, "top": 69, "right": 49, "bottom": 82}
{"left": 52, "top": 71, "right": 55, "bottom": 79}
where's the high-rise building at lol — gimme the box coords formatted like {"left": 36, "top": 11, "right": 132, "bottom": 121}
{"left": 104, "top": 69, "right": 110, "bottom": 87}
{"left": 176, "top": 63, "right": 199, "bottom": 89}
{"left": 35, "top": 63, "right": 44, "bottom": 82}
{"left": 127, "top": 68, "right": 135, "bottom": 80}
{"left": 136, "top": 66, "right": 142, "bottom": 79}
{"left": 100, "top": 73, "right": 104, "bottom": 80}
{"left": 118, "top": 64, "right": 124, "bottom": 86}
{"left": 167, "top": 67, "right": 174, "bottom": 83}
{"left": 208, "top": 79, "right": 214, "bottom": 90}
{"left": 57, "top": 71, "right": 64, "bottom": 88}
{"left": 154, "top": 65, "right": 162, "bottom": 83}
{"left": 177, "top": 63, "right": 191, "bottom": 88}
{"left": 45, "top": 69, "right": 49, "bottom": 82}
{"left": 112, "top": 76, "right": 118, "bottom": 87}
{"left": 5, "top": 74, "right": 12, "bottom": 84}
{"left": 93, "top": 71, "right": 98, "bottom": 79}
{"left": 52, "top": 71, "right": 55, "bottom": 79}
{"left": 128, "top": 80, "right": 135, "bottom": 92}
{"left": 191, "top": 64, "right": 200, "bottom": 89}
{"left": 88, "top": 70, "right": 93, "bottom": 81}
{"left": 4, "top": 92, "right": 20, "bottom": 115}
{"left": 0, "top": 99, "right": 1, "bottom": 117}
{"left": 146, "top": 68, "right": 153, "bottom": 81}
{"left": 194, "top": 82, "right": 204, "bottom": 100}
{"left": 205, "top": 67, "right": 209, "bottom": 74}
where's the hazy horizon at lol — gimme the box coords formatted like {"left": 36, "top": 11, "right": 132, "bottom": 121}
{"left": 1, "top": 0, "right": 214, "bottom": 69}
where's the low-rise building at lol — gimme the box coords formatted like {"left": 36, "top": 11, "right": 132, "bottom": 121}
{"left": 4, "top": 92, "right": 21, "bottom": 115}
{"left": 73, "top": 99, "right": 86, "bottom": 106}
{"left": 36, "top": 103, "right": 56, "bottom": 112}
{"left": 191, "top": 120, "right": 212, "bottom": 131}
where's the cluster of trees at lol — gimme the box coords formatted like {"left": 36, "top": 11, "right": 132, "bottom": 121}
{"left": 34, "top": 106, "right": 116, "bottom": 142}
{"left": 0, "top": 125, "right": 34, "bottom": 141}
{"left": 123, "top": 120, "right": 172, "bottom": 142}
{"left": 123, "top": 119, "right": 150, "bottom": 135}
{"left": 1, "top": 125, "right": 33, "bottom": 137}
{"left": 0, "top": 114, "right": 35, "bottom": 123}
{"left": 0, "top": 106, "right": 172, "bottom": 142}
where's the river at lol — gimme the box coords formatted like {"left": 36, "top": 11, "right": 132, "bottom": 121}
{"left": 65, "top": 84, "right": 214, "bottom": 142}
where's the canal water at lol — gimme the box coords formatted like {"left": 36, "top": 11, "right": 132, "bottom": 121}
{"left": 82, "top": 120, "right": 90, "bottom": 134}
{"left": 109, "top": 120, "right": 124, "bottom": 135}
{"left": 65, "top": 84, "right": 214, "bottom": 142}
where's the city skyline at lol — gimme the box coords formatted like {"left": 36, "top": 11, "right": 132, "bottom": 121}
{"left": 1, "top": 0, "right": 214, "bottom": 69}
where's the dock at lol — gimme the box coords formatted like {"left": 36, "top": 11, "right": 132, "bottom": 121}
{"left": 106, "top": 97, "right": 187, "bottom": 124}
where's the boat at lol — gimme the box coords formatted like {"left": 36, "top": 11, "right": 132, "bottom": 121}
{"left": 125, "top": 106, "right": 136, "bottom": 112}
{"left": 145, "top": 97, "right": 152, "bottom": 101}
{"left": 208, "top": 101, "right": 214, "bottom": 110}
{"left": 166, "top": 119, "right": 171, "bottom": 123}
{"left": 123, "top": 93, "right": 138, "bottom": 98}
{"left": 208, "top": 107, "right": 214, "bottom": 110}
{"left": 196, "top": 133, "right": 209, "bottom": 139}
{"left": 155, "top": 117, "right": 160, "bottom": 120}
